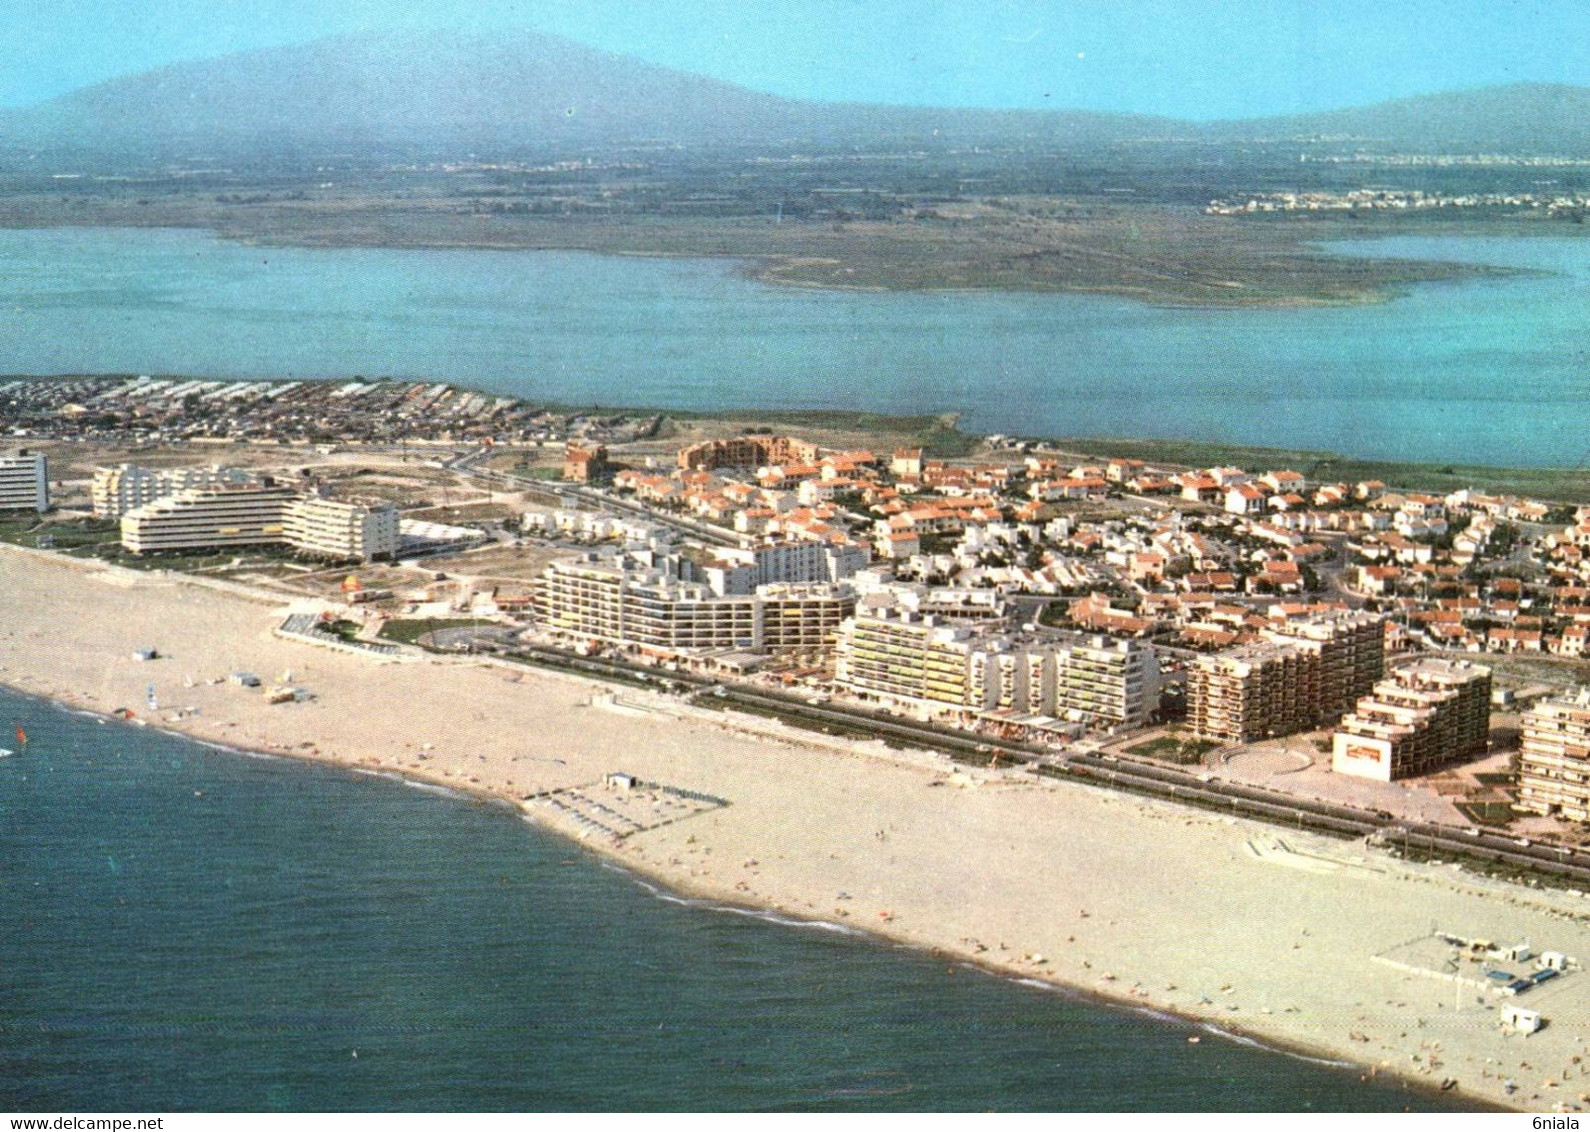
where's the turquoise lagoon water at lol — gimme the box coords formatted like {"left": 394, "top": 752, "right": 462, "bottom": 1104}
{"left": 0, "top": 689, "right": 1470, "bottom": 1112}
{"left": 0, "top": 227, "right": 1587, "bottom": 466}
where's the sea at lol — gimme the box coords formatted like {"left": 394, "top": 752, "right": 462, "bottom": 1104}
{"left": 0, "top": 689, "right": 1474, "bottom": 1112}
{"left": 0, "top": 225, "right": 1563, "bottom": 1110}
{"left": 0, "top": 226, "right": 1587, "bottom": 466}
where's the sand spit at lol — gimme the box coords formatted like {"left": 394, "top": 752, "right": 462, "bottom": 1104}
{"left": 2, "top": 545, "right": 1583, "bottom": 1111}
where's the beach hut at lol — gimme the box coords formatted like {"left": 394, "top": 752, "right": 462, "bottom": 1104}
{"left": 1501, "top": 1005, "right": 1543, "bottom": 1035}
{"left": 604, "top": 773, "right": 637, "bottom": 792}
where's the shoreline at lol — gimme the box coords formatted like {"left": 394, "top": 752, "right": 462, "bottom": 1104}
{"left": 7, "top": 679, "right": 1469, "bottom": 1112}
{"left": 9, "top": 372, "right": 1590, "bottom": 497}
{"left": 1, "top": 544, "right": 1581, "bottom": 1111}
{"left": 9, "top": 680, "right": 1503, "bottom": 1113}
{"left": 0, "top": 210, "right": 1504, "bottom": 310}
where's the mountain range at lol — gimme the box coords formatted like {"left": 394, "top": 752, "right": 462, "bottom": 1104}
{"left": 3, "top": 29, "right": 1589, "bottom": 162}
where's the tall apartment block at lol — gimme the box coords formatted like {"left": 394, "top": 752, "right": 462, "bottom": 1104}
{"left": 285, "top": 496, "right": 401, "bottom": 561}
{"left": 1517, "top": 687, "right": 1590, "bottom": 820}
{"left": 1331, "top": 658, "right": 1491, "bottom": 781}
{"left": 836, "top": 609, "right": 1155, "bottom": 729}
{"left": 120, "top": 486, "right": 400, "bottom": 561}
{"left": 1267, "top": 611, "right": 1386, "bottom": 719}
{"left": 91, "top": 464, "right": 262, "bottom": 519}
{"left": 1189, "top": 612, "right": 1386, "bottom": 744}
{"left": 835, "top": 608, "right": 977, "bottom": 711}
{"left": 120, "top": 484, "right": 299, "bottom": 555}
{"left": 0, "top": 450, "right": 48, "bottom": 512}
{"left": 537, "top": 551, "right": 854, "bottom": 657}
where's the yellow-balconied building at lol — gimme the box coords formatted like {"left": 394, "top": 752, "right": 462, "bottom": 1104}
{"left": 1517, "top": 687, "right": 1590, "bottom": 820}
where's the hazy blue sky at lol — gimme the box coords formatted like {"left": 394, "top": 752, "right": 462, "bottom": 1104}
{"left": 2, "top": 0, "right": 1586, "bottom": 118}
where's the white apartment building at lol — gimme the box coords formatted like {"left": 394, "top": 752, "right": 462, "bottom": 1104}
{"left": 91, "top": 464, "right": 262, "bottom": 519}
{"left": 121, "top": 485, "right": 298, "bottom": 555}
{"left": 1331, "top": 658, "right": 1491, "bottom": 782}
{"left": 120, "top": 486, "right": 398, "bottom": 561}
{"left": 836, "top": 608, "right": 978, "bottom": 712}
{"left": 835, "top": 608, "right": 1156, "bottom": 729}
{"left": 0, "top": 450, "right": 48, "bottom": 512}
{"left": 700, "top": 539, "right": 871, "bottom": 596}
{"left": 1051, "top": 635, "right": 1156, "bottom": 729}
{"left": 286, "top": 497, "right": 401, "bottom": 561}
{"left": 536, "top": 551, "right": 854, "bottom": 656}
{"left": 1517, "top": 687, "right": 1590, "bottom": 820}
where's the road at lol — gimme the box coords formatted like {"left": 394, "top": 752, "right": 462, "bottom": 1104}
{"left": 486, "top": 638, "right": 1590, "bottom": 889}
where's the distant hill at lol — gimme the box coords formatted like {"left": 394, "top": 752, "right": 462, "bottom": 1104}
{"left": 1212, "top": 83, "right": 1590, "bottom": 152}
{"left": 2, "top": 29, "right": 1589, "bottom": 163}
{"left": 0, "top": 29, "right": 1172, "bottom": 162}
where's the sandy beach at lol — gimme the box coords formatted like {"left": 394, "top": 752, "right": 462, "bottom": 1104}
{"left": 6, "top": 544, "right": 1590, "bottom": 1111}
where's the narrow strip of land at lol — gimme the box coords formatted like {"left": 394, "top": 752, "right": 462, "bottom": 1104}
{"left": 5, "top": 545, "right": 1588, "bottom": 1110}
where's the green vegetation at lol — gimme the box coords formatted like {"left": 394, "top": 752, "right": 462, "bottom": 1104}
{"left": 316, "top": 618, "right": 364, "bottom": 643}
{"left": 1052, "top": 436, "right": 1590, "bottom": 503}
{"left": 0, "top": 516, "right": 121, "bottom": 552}
{"left": 376, "top": 617, "right": 483, "bottom": 646}
{"left": 0, "top": 514, "right": 52, "bottom": 548}
{"left": 0, "top": 182, "right": 1513, "bottom": 307}
{"left": 516, "top": 465, "right": 566, "bottom": 481}
{"left": 1124, "top": 734, "right": 1220, "bottom": 764}
{"left": 1455, "top": 800, "right": 1518, "bottom": 827}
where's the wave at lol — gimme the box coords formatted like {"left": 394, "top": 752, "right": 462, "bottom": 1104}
{"left": 193, "top": 739, "right": 257, "bottom": 758}
{"left": 998, "top": 969, "right": 1355, "bottom": 1070}
{"left": 712, "top": 904, "right": 867, "bottom": 937}
{"left": 610, "top": 864, "right": 868, "bottom": 934}
{"left": 1198, "top": 1022, "right": 1355, "bottom": 1068}
{"left": 232, "top": 749, "right": 285, "bottom": 762}
{"left": 402, "top": 779, "right": 466, "bottom": 800}
{"left": 634, "top": 881, "right": 697, "bottom": 908}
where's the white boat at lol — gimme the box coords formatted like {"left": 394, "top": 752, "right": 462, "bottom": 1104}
{"left": 0, "top": 748, "right": 12, "bottom": 758}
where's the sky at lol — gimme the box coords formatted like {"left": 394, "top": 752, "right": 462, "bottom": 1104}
{"left": 2, "top": 0, "right": 1587, "bottom": 119}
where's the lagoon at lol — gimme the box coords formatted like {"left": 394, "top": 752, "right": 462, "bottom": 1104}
{"left": 1, "top": 227, "right": 1586, "bottom": 466}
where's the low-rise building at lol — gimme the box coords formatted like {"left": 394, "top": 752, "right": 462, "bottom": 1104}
{"left": 562, "top": 442, "right": 610, "bottom": 484}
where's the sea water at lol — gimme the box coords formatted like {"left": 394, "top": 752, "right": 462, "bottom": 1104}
{"left": 0, "top": 688, "right": 1472, "bottom": 1111}
{"left": 0, "top": 226, "right": 1586, "bottom": 466}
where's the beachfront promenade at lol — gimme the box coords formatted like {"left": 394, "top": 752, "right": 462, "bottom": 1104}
{"left": 4, "top": 543, "right": 1590, "bottom": 1111}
